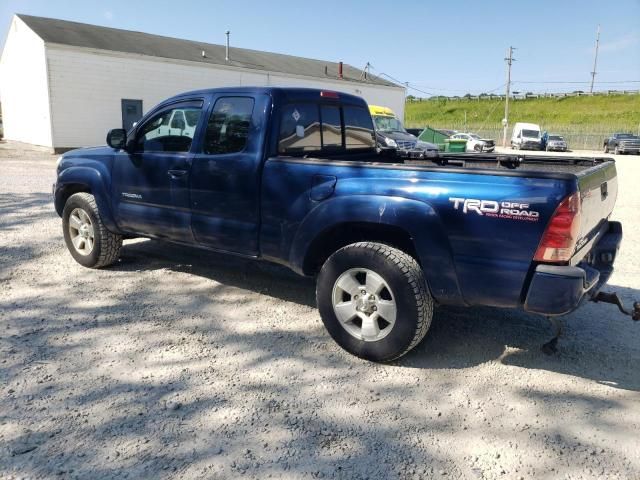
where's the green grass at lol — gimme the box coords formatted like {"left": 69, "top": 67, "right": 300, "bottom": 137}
{"left": 404, "top": 94, "right": 640, "bottom": 149}
{"left": 405, "top": 94, "right": 640, "bottom": 132}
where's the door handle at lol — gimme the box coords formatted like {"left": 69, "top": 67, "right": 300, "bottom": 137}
{"left": 168, "top": 169, "right": 188, "bottom": 178}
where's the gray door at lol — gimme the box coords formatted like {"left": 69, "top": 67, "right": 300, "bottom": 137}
{"left": 121, "top": 99, "right": 143, "bottom": 132}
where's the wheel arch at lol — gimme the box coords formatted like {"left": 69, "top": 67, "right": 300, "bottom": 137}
{"left": 55, "top": 183, "right": 91, "bottom": 216}
{"left": 290, "top": 195, "right": 466, "bottom": 306}
{"left": 55, "top": 166, "right": 119, "bottom": 232}
{"left": 302, "top": 222, "right": 419, "bottom": 275}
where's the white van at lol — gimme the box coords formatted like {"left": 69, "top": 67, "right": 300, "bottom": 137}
{"left": 511, "top": 122, "right": 542, "bottom": 150}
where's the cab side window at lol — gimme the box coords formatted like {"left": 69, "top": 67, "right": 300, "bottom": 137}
{"left": 203, "top": 97, "right": 255, "bottom": 155}
{"left": 343, "top": 106, "right": 375, "bottom": 150}
{"left": 136, "top": 105, "right": 202, "bottom": 153}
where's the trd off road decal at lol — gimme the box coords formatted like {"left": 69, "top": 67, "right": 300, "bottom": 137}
{"left": 449, "top": 197, "right": 539, "bottom": 222}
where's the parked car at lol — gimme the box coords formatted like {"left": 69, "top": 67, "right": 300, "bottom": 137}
{"left": 511, "top": 122, "right": 542, "bottom": 150}
{"left": 603, "top": 133, "right": 640, "bottom": 155}
{"left": 437, "top": 129, "right": 457, "bottom": 137}
{"left": 368, "top": 105, "right": 439, "bottom": 159}
{"left": 53, "top": 87, "right": 636, "bottom": 362}
{"left": 450, "top": 132, "right": 496, "bottom": 152}
{"left": 545, "top": 134, "right": 568, "bottom": 152}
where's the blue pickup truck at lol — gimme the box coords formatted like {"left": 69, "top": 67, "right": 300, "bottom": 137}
{"left": 54, "top": 87, "right": 638, "bottom": 361}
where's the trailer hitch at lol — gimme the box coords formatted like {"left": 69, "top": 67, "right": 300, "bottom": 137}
{"left": 542, "top": 293, "right": 639, "bottom": 356}
{"left": 591, "top": 292, "right": 640, "bottom": 321}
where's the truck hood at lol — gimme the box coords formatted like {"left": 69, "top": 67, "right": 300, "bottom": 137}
{"left": 378, "top": 130, "right": 418, "bottom": 142}
{"left": 58, "top": 145, "right": 117, "bottom": 175}
{"left": 63, "top": 145, "right": 115, "bottom": 158}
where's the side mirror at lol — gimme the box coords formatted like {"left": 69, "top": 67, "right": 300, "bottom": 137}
{"left": 107, "top": 129, "right": 127, "bottom": 149}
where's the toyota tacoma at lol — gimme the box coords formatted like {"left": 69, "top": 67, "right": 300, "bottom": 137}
{"left": 53, "top": 87, "right": 638, "bottom": 362}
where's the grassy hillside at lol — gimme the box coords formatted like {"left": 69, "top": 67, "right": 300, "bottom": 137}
{"left": 404, "top": 94, "right": 640, "bottom": 150}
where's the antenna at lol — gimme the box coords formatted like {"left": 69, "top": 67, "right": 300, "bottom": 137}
{"left": 225, "top": 30, "right": 230, "bottom": 62}
{"left": 589, "top": 25, "right": 601, "bottom": 94}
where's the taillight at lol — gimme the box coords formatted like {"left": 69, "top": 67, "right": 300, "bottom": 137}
{"left": 320, "top": 91, "right": 339, "bottom": 98}
{"left": 534, "top": 192, "right": 581, "bottom": 263}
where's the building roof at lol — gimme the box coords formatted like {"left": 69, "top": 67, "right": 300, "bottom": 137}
{"left": 16, "top": 14, "right": 398, "bottom": 88}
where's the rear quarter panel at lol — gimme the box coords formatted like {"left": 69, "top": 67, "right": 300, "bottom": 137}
{"left": 261, "top": 159, "right": 575, "bottom": 308}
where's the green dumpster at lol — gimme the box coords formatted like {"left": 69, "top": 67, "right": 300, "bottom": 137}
{"left": 445, "top": 139, "right": 467, "bottom": 153}
{"left": 419, "top": 126, "right": 451, "bottom": 152}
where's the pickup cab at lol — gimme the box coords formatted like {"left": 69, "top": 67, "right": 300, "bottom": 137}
{"left": 603, "top": 133, "right": 640, "bottom": 155}
{"left": 54, "top": 87, "right": 636, "bottom": 362}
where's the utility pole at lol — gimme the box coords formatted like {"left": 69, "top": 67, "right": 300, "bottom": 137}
{"left": 360, "top": 62, "right": 371, "bottom": 81}
{"left": 502, "top": 46, "right": 516, "bottom": 147}
{"left": 225, "top": 30, "right": 230, "bottom": 62}
{"left": 589, "top": 25, "right": 601, "bottom": 94}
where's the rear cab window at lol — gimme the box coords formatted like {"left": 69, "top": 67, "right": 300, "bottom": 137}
{"left": 278, "top": 102, "right": 375, "bottom": 156}
{"left": 203, "top": 97, "right": 255, "bottom": 155}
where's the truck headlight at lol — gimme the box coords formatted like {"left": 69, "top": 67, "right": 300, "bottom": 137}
{"left": 384, "top": 138, "right": 397, "bottom": 148}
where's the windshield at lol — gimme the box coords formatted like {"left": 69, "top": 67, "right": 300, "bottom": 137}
{"left": 469, "top": 134, "right": 481, "bottom": 140}
{"left": 617, "top": 133, "right": 633, "bottom": 138}
{"left": 373, "top": 115, "right": 406, "bottom": 133}
{"left": 522, "top": 129, "right": 540, "bottom": 138}
{"left": 549, "top": 135, "right": 563, "bottom": 141}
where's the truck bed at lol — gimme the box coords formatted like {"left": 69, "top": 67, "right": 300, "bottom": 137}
{"left": 263, "top": 151, "right": 617, "bottom": 308}
{"left": 424, "top": 153, "right": 613, "bottom": 176}
{"left": 312, "top": 151, "right": 614, "bottom": 178}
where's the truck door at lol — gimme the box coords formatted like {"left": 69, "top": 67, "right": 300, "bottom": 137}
{"left": 112, "top": 100, "right": 204, "bottom": 241}
{"left": 189, "top": 94, "right": 269, "bottom": 255}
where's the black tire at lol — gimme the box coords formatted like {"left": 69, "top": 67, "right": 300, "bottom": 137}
{"left": 62, "top": 192, "right": 122, "bottom": 268}
{"left": 316, "top": 242, "right": 433, "bottom": 362}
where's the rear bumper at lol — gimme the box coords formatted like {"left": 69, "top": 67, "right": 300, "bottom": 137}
{"left": 524, "top": 221, "right": 622, "bottom": 316}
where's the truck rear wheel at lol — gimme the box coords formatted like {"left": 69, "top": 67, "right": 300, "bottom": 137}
{"left": 316, "top": 242, "right": 433, "bottom": 362}
{"left": 62, "top": 193, "right": 122, "bottom": 268}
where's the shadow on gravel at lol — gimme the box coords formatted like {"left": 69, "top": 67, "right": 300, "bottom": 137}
{"left": 114, "top": 239, "right": 640, "bottom": 392}
{"left": 399, "top": 285, "right": 640, "bottom": 391}
{"left": 3, "top": 235, "right": 639, "bottom": 478}
{"left": 114, "top": 238, "right": 317, "bottom": 307}
{"left": 0, "top": 192, "right": 54, "bottom": 230}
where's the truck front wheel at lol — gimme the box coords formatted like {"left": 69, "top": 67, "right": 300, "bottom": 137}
{"left": 316, "top": 242, "right": 433, "bottom": 362}
{"left": 62, "top": 192, "right": 122, "bottom": 268}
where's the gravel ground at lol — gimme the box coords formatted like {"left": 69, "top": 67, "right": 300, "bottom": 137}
{"left": 1, "top": 141, "right": 639, "bottom": 480}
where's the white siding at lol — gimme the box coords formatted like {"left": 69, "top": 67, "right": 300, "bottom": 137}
{"left": 45, "top": 45, "right": 405, "bottom": 148}
{"left": 0, "top": 17, "right": 52, "bottom": 147}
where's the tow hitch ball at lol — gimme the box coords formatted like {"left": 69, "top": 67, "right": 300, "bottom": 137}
{"left": 591, "top": 292, "right": 640, "bottom": 321}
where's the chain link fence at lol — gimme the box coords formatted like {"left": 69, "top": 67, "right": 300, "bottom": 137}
{"left": 417, "top": 123, "right": 640, "bottom": 151}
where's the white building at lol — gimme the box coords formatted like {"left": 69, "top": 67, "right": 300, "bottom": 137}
{"left": 0, "top": 14, "right": 405, "bottom": 151}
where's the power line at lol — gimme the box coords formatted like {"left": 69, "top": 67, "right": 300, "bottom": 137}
{"left": 513, "top": 80, "right": 640, "bottom": 84}
{"left": 367, "top": 67, "right": 435, "bottom": 97}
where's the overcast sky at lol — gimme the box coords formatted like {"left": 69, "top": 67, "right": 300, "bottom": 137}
{"left": 1, "top": 0, "right": 639, "bottom": 96}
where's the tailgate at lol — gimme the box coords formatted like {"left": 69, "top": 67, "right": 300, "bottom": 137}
{"left": 576, "top": 161, "right": 617, "bottom": 250}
